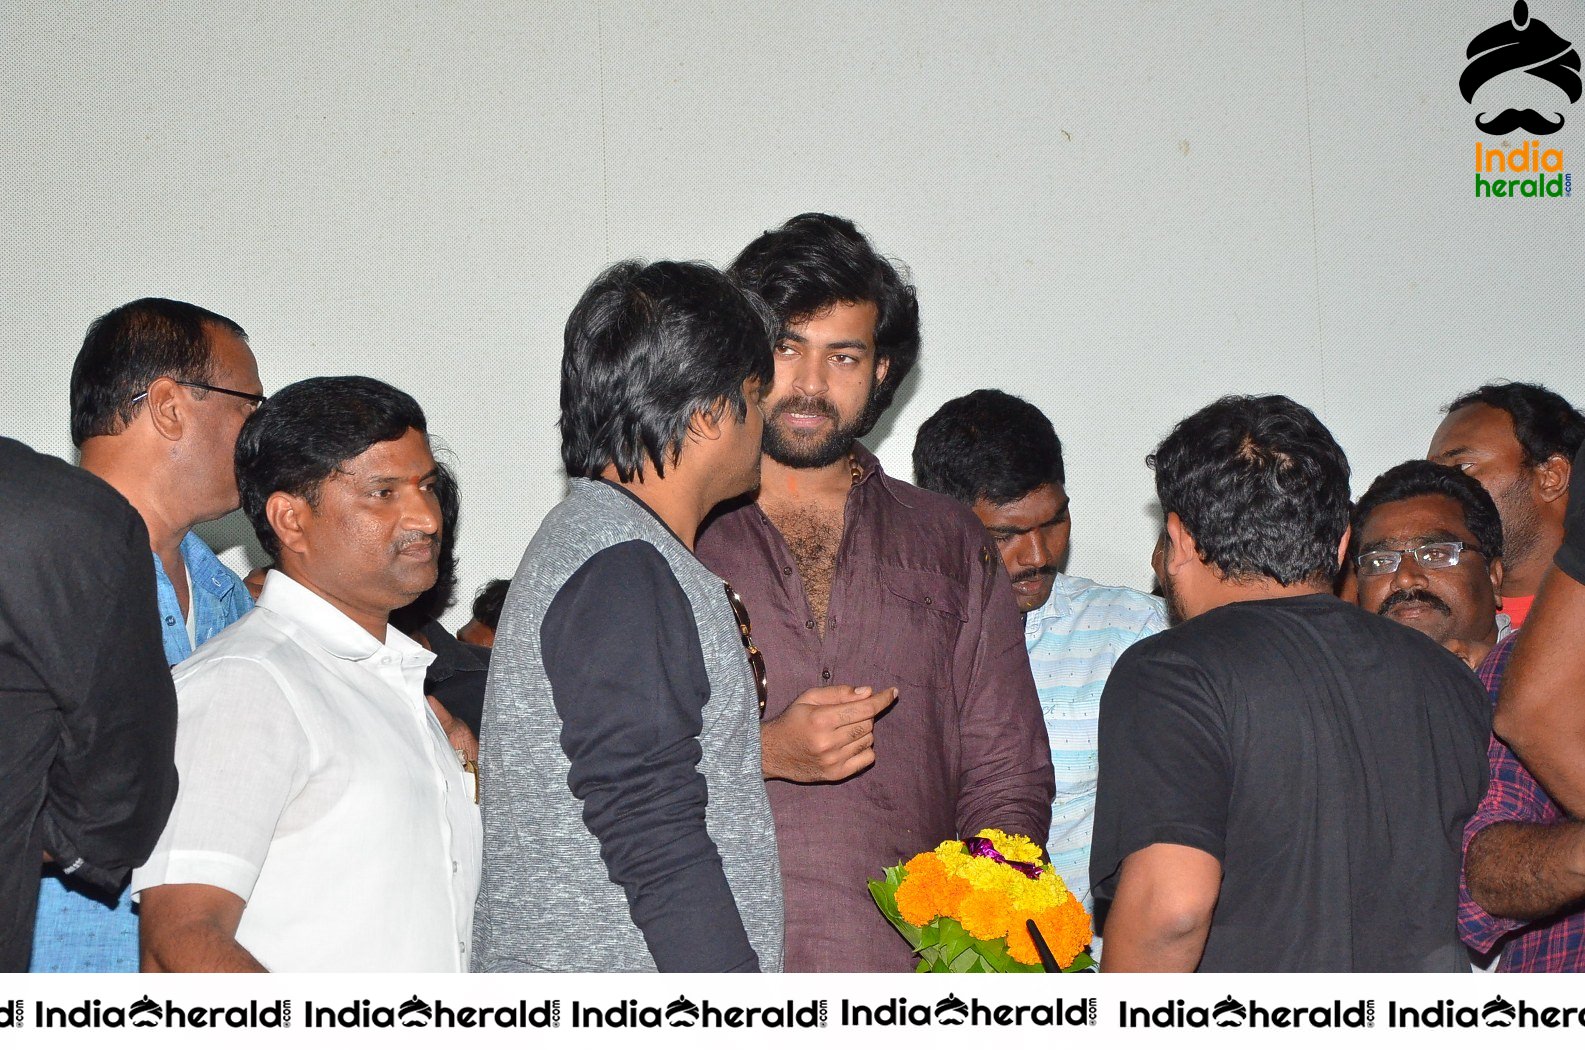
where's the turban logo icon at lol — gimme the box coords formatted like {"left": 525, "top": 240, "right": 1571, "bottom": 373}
{"left": 1212, "top": 996, "right": 1247, "bottom": 1027}
{"left": 933, "top": 993, "right": 969, "bottom": 1025}
{"left": 398, "top": 996, "right": 433, "bottom": 1026}
{"left": 1481, "top": 995, "right": 1518, "bottom": 1026}
{"left": 128, "top": 996, "right": 162, "bottom": 1027}
{"left": 1462, "top": 1, "right": 1581, "bottom": 134}
{"left": 665, "top": 995, "right": 700, "bottom": 1026}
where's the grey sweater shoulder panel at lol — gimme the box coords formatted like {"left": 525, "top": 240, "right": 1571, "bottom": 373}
{"left": 472, "top": 479, "right": 783, "bottom": 972}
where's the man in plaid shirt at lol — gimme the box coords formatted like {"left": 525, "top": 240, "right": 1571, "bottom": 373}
{"left": 1461, "top": 440, "right": 1585, "bottom": 972}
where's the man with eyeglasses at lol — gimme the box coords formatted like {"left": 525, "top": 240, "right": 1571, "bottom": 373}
{"left": 1349, "top": 460, "right": 1509, "bottom": 671}
{"left": 31, "top": 299, "right": 263, "bottom": 972}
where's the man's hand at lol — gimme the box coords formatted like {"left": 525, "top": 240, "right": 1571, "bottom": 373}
{"left": 761, "top": 685, "right": 898, "bottom": 783}
{"left": 427, "top": 695, "right": 478, "bottom": 764}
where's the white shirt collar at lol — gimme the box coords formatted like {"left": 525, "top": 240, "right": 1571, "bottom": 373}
{"left": 255, "top": 569, "right": 435, "bottom": 668}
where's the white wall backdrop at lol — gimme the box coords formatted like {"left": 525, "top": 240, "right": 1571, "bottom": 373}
{"left": 3, "top": 0, "right": 1581, "bottom": 621}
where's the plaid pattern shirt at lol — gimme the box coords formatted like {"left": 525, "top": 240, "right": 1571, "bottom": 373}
{"left": 1458, "top": 632, "right": 1585, "bottom": 971}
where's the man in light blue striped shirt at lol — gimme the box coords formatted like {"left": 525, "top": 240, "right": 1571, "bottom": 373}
{"left": 914, "top": 390, "right": 1164, "bottom": 912}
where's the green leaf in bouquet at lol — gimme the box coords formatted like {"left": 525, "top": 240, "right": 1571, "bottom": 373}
{"left": 1063, "top": 950, "right": 1097, "bottom": 973}
{"left": 868, "top": 869, "right": 922, "bottom": 949}
{"left": 948, "top": 947, "right": 983, "bottom": 972}
{"left": 972, "top": 931, "right": 1043, "bottom": 974}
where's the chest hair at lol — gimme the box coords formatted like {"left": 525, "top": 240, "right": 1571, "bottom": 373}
{"left": 762, "top": 499, "right": 846, "bottom": 634}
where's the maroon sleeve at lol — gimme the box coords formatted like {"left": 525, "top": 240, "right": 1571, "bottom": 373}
{"left": 952, "top": 537, "right": 1054, "bottom": 845}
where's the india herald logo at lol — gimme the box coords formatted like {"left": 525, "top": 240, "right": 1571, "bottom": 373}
{"left": 1462, "top": 1, "right": 1581, "bottom": 134}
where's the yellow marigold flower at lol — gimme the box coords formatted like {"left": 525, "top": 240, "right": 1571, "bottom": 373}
{"left": 934, "top": 841, "right": 970, "bottom": 873}
{"left": 973, "top": 828, "right": 1044, "bottom": 865}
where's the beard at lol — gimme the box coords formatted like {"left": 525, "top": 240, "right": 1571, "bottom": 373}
{"left": 1159, "top": 563, "right": 1190, "bottom": 626}
{"left": 1494, "top": 472, "right": 1542, "bottom": 570}
{"left": 761, "top": 394, "right": 868, "bottom": 469}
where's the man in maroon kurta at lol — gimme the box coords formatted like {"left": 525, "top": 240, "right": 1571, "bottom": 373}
{"left": 697, "top": 214, "right": 1052, "bottom": 972}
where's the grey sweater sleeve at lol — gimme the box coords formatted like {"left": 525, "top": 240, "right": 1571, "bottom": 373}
{"left": 541, "top": 540, "right": 759, "bottom": 973}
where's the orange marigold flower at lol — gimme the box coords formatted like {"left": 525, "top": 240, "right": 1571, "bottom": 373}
{"left": 904, "top": 851, "right": 947, "bottom": 880}
{"left": 957, "top": 888, "right": 1013, "bottom": 941}
{"left": 937, "top": 873, "right": 970, "bottom": 914}
{"left": 895, "top": 875, "right": 940, "bottom": 927}
{"left": 1013, "top": 897, "right": 1093, "bottom": 969}
{"left": 1005, "top": 916, "right": 1042, "bottom": 967}
{"left": 896, "top": 851, "right": 951, "bottom": 926}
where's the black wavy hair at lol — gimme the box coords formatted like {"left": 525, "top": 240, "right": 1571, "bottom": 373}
{"left": 389, "top": 458, "right": 461, "bottom": 633}
{"left": 1351, "top": 459, "right": 1504, "bottom": 563}
{"left": 1150, "top": 394, "right": 1351, "bottom": 586}
{"left": 729, "top": 213, "right": 920, "bottom": 435}
{"left": 1447, "top": 381, "right": 1585, "bottom": 467}
{"left": 70, "top": 297, "right": 247, "bottom": 447}
{"left": 912, "top": 389, "right": 1064, "bottom": 505}
{"left": 559, "top": 260, "right": 775, "bottom": 481}
{"left": 470, "top": 578, "right": 510, "bottom": 630}
{"left": 236, "top": 376, "right": 427, "bottom": 559}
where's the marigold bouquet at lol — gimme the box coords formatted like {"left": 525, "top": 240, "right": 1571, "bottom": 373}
{"left": 868, "top": 828, "right": 1094, "bottom": 973}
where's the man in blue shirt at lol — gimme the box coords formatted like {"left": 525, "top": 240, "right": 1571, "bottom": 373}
{"left": 913, "top": 389, "right": 1165, "bottom": 913}
{"left": 31, "top": 298, "right": 262, "bottom": 972}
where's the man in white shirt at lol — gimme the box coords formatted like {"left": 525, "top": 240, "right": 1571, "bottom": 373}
{"left": 133, "top": 376, "right": 481, "bottom": 972}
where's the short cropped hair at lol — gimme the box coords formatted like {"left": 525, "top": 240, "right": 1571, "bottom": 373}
{"left": 730, "top": 213, "right": 920, "bottom": 435}
{"left": 236, "top": 376, "right": 427, "bottom": 559}
{"left": 1352, "top": 459, "right": 1504, "bottom": 563}
{"left": 1150, "top": 394, "right": 1351, "bottom": 587}
{"left": 559, "top": 259, "right": 775, "bottom": 482}
{"left": 69, "top": 297, "right": 247, "bottom": 447}
{"left": 912, "top": 389, "right": 1065, "bottom": 506}
{"left": 1447, "top": 381, "right": 1585, "bottom": 467}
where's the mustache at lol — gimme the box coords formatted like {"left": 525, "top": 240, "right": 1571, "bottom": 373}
{"left": 1011, "top": 566, "right": 1058, "bottom": 585}
{"left": 1378, "top": 588, "right": 1451, "bottom": 617}
{"left": 1475, "top": 108, "right": 1566, "bottom": 134}
{"left": 394, "top": 531, "right": 437, "bottom": 555}
{"left": 770, "top": 395, "right": 837, "bottom": 421}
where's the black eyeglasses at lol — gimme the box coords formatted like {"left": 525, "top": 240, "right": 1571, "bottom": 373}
{"left": 724, "top": 582, "right": 769, "bottom": 717}
{"left": 130, "top": 380, "right": 268, "bottom": 409}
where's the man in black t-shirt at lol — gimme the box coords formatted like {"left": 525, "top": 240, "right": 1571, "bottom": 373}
{"left": 1090, "top": 396, "right": 1490, "bottom": 972}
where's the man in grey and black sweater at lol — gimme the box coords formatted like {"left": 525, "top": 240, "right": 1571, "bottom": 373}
{"left": 473, "top": 261, "right": 892, "bottom": 973}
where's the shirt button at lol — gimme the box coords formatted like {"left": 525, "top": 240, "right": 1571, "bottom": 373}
{"left": 924, "top": 596, "right": 934, "bottom": 605}
{"left": 821, "top": 668, "right": 832, "bottom": 681}
{"left": 805, "top": 619, "right": 816, "bottom": 630}
{"left": 165, "top": 616, "right": 176, "bottom": 626}
{"left": 452, "top": 860, "right": 459, "bottom": 873}
{"left": 782, "top": 566, "right": 793, "bottom": 576}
